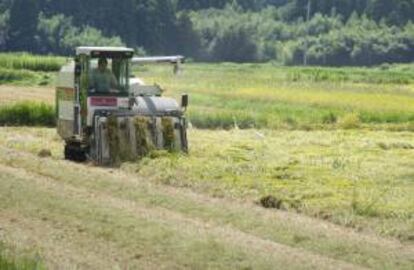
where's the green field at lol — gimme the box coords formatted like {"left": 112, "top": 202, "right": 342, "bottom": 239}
{"left": 0, "top": 54, "right": 413, "bottom": 269}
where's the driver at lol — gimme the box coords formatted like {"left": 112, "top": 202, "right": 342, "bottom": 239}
{"left": 89, "top": 57, "right": 118, "bottom": 93}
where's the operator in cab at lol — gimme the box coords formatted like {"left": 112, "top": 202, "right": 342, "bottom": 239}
{"left": 89, "top": 57, "right": 119, "bottom": 94}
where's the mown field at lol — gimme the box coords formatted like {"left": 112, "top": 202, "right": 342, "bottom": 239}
{"left": 0, "top": 54, "right": 413, "bottom": 269}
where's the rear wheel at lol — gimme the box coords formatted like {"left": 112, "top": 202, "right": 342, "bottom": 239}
{"left": 64, "top": 142, "right": 87, "bottom": 162}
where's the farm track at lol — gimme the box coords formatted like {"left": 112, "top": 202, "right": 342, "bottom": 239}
{"left": 0, "top": 146, "right": 413, "bottom": 269}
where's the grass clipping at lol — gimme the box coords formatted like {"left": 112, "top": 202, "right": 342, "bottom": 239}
{"left": 162, "top": 117, "right": 175, "bottom": 151}
{"left": 107, "top": 115, "right": 155, "bottom": 165}
{"left": 134, "top": 117, "right": 155, "bottom": 157}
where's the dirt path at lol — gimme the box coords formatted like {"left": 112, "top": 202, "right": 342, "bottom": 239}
{"left": 0, "top": 146, "right": 413, "bottom": 269}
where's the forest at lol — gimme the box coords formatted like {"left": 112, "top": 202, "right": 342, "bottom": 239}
{"left": 0, "top": 0, "right": 413, "bottom": 65}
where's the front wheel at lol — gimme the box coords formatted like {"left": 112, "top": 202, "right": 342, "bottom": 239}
{"left": 64, "top": 142, "right": 87, "bottom": 162}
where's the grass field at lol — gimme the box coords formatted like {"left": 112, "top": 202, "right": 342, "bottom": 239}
{"left": 0, "top": 54, "right": 413, "bottom": 269}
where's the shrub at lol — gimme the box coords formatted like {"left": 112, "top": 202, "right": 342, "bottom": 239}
{"left": 212, "top": 26, "right": 258, "bottom": 62}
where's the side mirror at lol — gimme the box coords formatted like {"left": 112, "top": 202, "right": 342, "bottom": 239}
{"left": 181, "top": 94, "right": 189, "bottom": 110}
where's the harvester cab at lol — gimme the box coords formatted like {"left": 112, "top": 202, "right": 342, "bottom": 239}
{"left": 56, "top": 47, "right": 188, "bottom": 165}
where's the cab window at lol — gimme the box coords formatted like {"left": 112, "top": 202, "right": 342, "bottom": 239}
{"left": 88, "top": 58, "right": 129, "bottom": 95}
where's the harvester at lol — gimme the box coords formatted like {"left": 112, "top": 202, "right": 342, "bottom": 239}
{"left": 56, "top": 47, "right": 188, "bottom": 165}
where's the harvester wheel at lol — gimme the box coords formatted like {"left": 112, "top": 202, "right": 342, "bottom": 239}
{"left": 64, "top": 142, "right": 87, "bottom": 162}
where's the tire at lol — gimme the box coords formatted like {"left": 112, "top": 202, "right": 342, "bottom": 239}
{"left": 64, "top": 142, "right": 87, "bottom": 162}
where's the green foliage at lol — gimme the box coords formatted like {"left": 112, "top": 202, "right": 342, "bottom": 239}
{"left": 212, "top": 26, "right": 258, "bottom": 62}
{"left": 191, "top": 6, "right": 414, "bottom": 64}
{"left": 0, "top": 9, "right": 9, "bottom": 49}
{"left": 7, "top": 0, "right": 38, "bottom": 52}
{"left": 36, "top": 14, "right": 124, "bottom": 55}
{"left": 1, "top": 0, "right": 413, "bottom": 65}
{"left": 0, "top": 102, "right": 55, "bottom": 127}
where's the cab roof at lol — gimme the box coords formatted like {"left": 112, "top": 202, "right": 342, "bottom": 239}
{"left": 76, "top": 47, "right": 134, "bottom": 57}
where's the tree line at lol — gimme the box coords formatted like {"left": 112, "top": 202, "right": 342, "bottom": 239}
{"left": 0, "top": 0, "right": 413, "bottom": 65}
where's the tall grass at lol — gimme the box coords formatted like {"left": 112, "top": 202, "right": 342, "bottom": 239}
{"left": 0, "top": 242, "right": 44, "bottom": 270}
{"left": 0, "top": 102, "right": 55, "bottom": 127}
{"left": 0, "top": 53, "right": 65, "bottom": 72}
{"left": 0, "top": 68, "right": 38, "bottom": 83}
{"left": 0, "top": 253, "right": 44, "bottom": 270}
{"left": 0, "top": 53, "right": 63, "bottom": 85}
